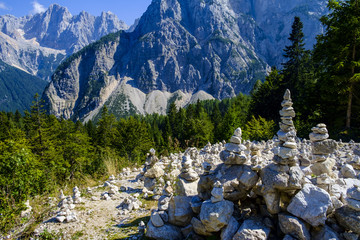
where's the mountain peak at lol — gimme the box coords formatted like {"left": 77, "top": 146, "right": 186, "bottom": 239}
{"left": 45, "top": 4, "right": 72, "bottom": 18}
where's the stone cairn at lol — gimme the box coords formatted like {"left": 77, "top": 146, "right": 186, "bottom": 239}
{"left": 143, "top": 89, "right": 360, "bottom": 240}
{"left": 72, "top": 186, "right": 82, "bottom": 204}
{"left": 176, "top": 155, "right": 200, "bottom": 197}
{"left": 260, "top": 89, "right": 304, "bottom": 214}
{"left": 143, "top": 149, "right": 164, "bottom": 193}
{"left": 220, "top": 127, "right": 249, "bottom": 165}
{"left": 55, "top": 189, "right": 78, "bottom": 223}
{"left": 309, "top": 123, "right": 338, "bottom": 178}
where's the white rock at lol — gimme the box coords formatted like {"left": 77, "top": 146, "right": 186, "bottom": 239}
{"left": 287, "top": 184, "right": 332, "bottom": 227}
{"left": 341, "top": 164, "right": 357, "bottom": 178}
{"left": 233, "top": 219, "right": 270, "bottom": 240}
{"left": 55, "top": 216, "right": 66, "bottom": 223}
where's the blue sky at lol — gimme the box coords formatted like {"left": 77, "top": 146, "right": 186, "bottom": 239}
{"left": 0, "top": 0, "right": 152, "bottom": 25}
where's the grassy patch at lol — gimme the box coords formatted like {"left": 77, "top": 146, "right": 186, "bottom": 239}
{"left": 108, "top": 216, "right": 150, "bottom": 240}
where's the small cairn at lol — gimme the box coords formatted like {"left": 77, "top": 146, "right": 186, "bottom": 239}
{"left": 210, "top": 181, "right": 224, "bottom": 203}
{"left": 260, "top": 89, "right": 304, "bottom": 214}
{"left": 220, "top": 128, "right": 249, "bottom": 165}
{"left": 179, "top": 156, "right": 199, "bottom": 182}
{"left": 56, "top": 190, "right": 77, "bottom": 223}
{"left": 143, "top": 149, "right": 164, "bottom": 192}
{"left": 176, "top": 155, "right": 200, "bottom": 197}
{"left": 72, "top": 186, "right": 82, "bottom": 204}
{"left": 309, "top": 123, "right": 338, "bottom": 177}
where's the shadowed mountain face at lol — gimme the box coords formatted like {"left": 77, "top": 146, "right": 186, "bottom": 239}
{"left": 43, "top": 0, "right": 328, "bottom": 121}
{"left": 0, "top": 4, "right": 128, "bottom": 81}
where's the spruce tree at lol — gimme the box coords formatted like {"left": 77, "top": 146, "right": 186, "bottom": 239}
{"left": 314, "top": 0, "right": 360, "bottom": 131}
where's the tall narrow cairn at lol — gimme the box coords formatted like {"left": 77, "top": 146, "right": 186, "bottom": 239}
{"left": 275, "top": 89, "right": 298, "bottom": 165}
{"left": 260, "top": 89, "right": 304, "bottom": 214}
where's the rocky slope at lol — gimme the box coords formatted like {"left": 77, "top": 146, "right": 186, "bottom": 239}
{"left": 0, "top": 4, "right": 128, "bottom": 81}
{"left": 43, "top": 0, "right": 328, "bottom": 121}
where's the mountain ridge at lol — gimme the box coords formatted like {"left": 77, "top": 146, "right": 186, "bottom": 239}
{"left": 43, "top": 0, "right": 328, "bottom": 121}
{"left": 0, "top": 4, "right": 129, "bottom": 81}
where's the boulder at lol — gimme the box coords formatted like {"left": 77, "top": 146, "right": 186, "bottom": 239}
{"left": 309, "top": 133, "right": 329, "bottom": 142}
{"left": 346, "top": 198, "right": 360, "bottom": 211}
{"left": 263, "top": 191, "right": 280, "bottom": 214}
{"left": 278, "top": 213, "right": 311, "bottom": 240}
{"left": 220, "top": 150, "right": 248, "bottom": 165}
{"left": 199, "top": 199, "right": 234, "bottom": 232}
{"left": 312, "top": 139, "right": 337, "bottom": 155}
{"left": 144, "top": 165, "right": 164, "bottom": 178}
{"left": 224, "top": 143, "right": 246, "bottom": 153}
{"left": 198, "top": 174, "right": 216, "bottom": 200}
{"left": 311, "top": 225, "right": 340, "bottom": 240}
{"left": 261, "top": 164, "right": 289, "bottom": 191}
{"left": 168, "top": 196, "right": 194, "bottom": 227}
{"left": 144, "top": 177, "right": 156, "bottom": 191}
{"left": 176, "top": 177, "right": 199, "bottom": 196}
{"left": 341, "top": 164, "right": 357, "bottom": 178}
{"left": 220, "top": 216, "right": 240, "bottom": 240}
{"left": 335, "top": 206, "right": 360, "bottom": 234}
{"left": 146, "top": 221, "right": 183, "bottom": 240}
{"left": 151, "top": 211, "right": 165, "bottom": 227}
{"left": 232, "top": 219, "right": 270, "bottom": 240}
{"left": 311, "top": 158, "right": 335, "bottom": 176}
{"left": 277, "top": 130, "right": 297, "bottom": 142}
{"left": 190, "top": 196, "right": 202, "bottom": 214}
{"left": 220, "top": 164, "right": 258, "bottom": 201}
{"left": 287, "top": 184, "right": 332, "bottom": 227}
{"left": 179, "top": 169, "right": 199, "bottom": 182}
{"left": 191, "top": 217, "right": 212, "bottom": 236}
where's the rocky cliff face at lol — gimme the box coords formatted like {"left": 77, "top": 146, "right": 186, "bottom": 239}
{"left": 0, "top": 4, "right": 128, "bottom": 80}
{"left": 43, "top": 0, "right": 328, "bottom": 121}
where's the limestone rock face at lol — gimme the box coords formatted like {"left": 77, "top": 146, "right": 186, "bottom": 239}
{"left": 0, "top": 4, "right": 128, "bottom": 81}
{"left": 42, "top": 0, "right": 328, "bottom": 121}
{"left": 287, "top": 184, "right": 332, "bottom": 227}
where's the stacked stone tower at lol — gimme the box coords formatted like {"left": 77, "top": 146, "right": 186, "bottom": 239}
{"left": 260, "top": 89, "right": 304, "bottom": 214}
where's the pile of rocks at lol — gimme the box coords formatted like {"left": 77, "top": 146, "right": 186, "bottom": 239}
{"left": 118, "top": 195, "right": 142, "bottom": 213}
{"left": 176, "top": 156, "right": 199, "bottom": 196}
{"left": 72, "top": 186, "right": 82, "bottom": 204}
{"left": 220, "top": 127, "right": 249, "bottom": 165}
{"left": 144, "top": 89, "right": 360, "bottom": 240}
{"left": 142, "top": 149, "right": 165, "bottom": 193}
{"left": 55, "top": 190, "right": 78, "bottom": 223}
{"left": 310, "top": 123, "right": 338, "bottom": 177}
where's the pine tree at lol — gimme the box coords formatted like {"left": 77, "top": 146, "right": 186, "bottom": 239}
{"left": 250, "top": 67, "right": 284, "bottom": 120}
{"left": 96, "top": 105, "right": 116, "bottom": 148}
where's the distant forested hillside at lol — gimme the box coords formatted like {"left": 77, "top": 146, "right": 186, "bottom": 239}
{"left": 0, "top": 61, "right": 47, "bottom": 112}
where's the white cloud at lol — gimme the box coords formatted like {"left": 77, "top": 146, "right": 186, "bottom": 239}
{"left": 31, "top": 1, "right": 46, "bottom": 14}
{"left": 0, "top": 2, "right": 8, "bottom": 10}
